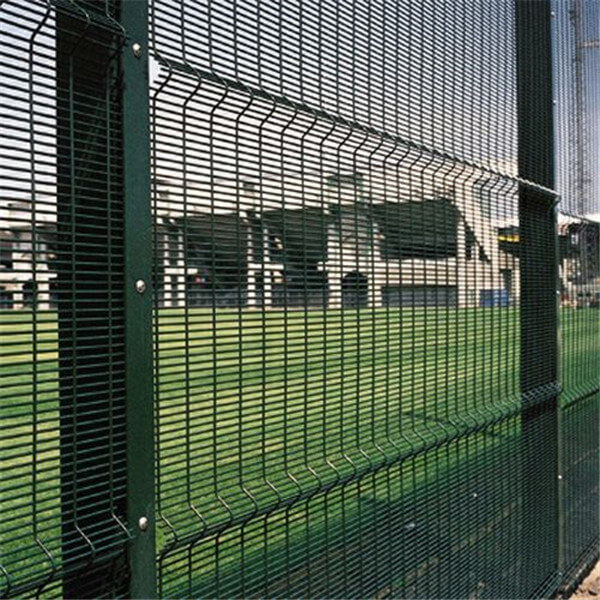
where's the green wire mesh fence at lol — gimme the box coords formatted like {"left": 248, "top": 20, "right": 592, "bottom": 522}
{"left": 1, "top": 1, "right": 129, "bottom": 597}
{"left": 0, "top": 0, "right": 598, "bottom": 598}
{"left": 554, "top": 1, "right": 600, "bottom": 594}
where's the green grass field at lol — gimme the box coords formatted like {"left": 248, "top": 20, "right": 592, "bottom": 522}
{"left": 1, "top": 307, "right": 598, "bottom": 596}
{"left": 154, "top": 308, "right": 522, "bottom": 534}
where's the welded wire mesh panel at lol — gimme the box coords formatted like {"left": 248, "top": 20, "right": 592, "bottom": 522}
{"left": 554, "top": 0, "right": 600, "bottom": 589}
{"left": 560, "top": 389, "right": 600, "bottom": 586}
{"left": 147, "top": 1, "right": 548, "bottom": 597}
{"left": 559, "top": 218, "right": 600, "bottom": 400}
{"left": 0, "top": 1, "right": 129, "bottom": 597}
{"left": 2, "top": 0, "right": 597, "bottom": 597}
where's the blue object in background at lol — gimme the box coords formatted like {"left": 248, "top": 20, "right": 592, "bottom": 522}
{"left": 479, "top": 289, "right": 511, "bottom": 307}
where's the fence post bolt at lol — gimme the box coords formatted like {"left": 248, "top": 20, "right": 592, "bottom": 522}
{"left": 132, "top": 42, "right": 142, "bottom": 57}
{"left": 135, "top": 279, "right": 146, "bottom": 294}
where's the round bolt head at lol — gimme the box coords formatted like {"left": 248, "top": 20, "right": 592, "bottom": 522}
{"left": 138, "top": 516, "right": 149, "bottom": 531}
{"left": 135, "top": 279, "right": 146, "bottom": 294}
{"left": 132, "top": 43, "right": 142, "bottom": 57}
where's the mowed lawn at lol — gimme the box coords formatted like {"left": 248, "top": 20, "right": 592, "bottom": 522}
{"left": 154, "top": 307, "right": 522, "bottom": 539}
{"left": 1, "top": 307, "right": 598, "bottom": 596}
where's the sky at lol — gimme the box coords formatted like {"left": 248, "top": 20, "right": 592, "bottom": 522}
{"left": 0, "top": 0, "right": 597, "bottom": 223}
{"left": 553, "top": 0, "right": 600, "bottom": 219}
{"left": 148, "top": 0, "right": 522, "bottom": 230}
{"left": 149, "top": 0, "right": 519, "bottom": 175}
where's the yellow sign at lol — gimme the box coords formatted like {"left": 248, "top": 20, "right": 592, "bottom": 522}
{"left": 498, "top": 234, "right": 519, "bottom": 243}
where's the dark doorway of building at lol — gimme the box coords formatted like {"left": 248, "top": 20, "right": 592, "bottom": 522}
{"left": 500, "top": 268, "right": 513, "bottom": 296}
{"left": 23, "top": 280, "right": 36, "bottom": 309}
{"left": 342, "top": 271, "right": 368, "bottom": 308}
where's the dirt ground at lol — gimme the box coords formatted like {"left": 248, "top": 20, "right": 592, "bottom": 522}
{"left": 569, "top": 561, "right": 600, "bottom": 599}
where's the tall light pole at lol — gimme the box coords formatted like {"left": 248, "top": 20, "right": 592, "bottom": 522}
{"left": 571, "top": 0, "right": 600, "bottom": 215}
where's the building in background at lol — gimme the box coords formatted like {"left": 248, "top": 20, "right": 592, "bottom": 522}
{"left": 0, "top": 199, "right": 56, "bottom": 309}
{"left": 4, "top": 170, "right": 574, "bottom": 311}
{"left": 558, "top": 217, "right": 600, "bottom": 307}
{"left": 152, "top": 170, "right": 512, "bottom": 310}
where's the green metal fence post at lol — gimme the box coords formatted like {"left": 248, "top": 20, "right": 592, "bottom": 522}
{"left": 516, "top": 0, "right": 560, "bottom": 595}
{"left": 121, "top": 1, "right": 157, "bottom": 597}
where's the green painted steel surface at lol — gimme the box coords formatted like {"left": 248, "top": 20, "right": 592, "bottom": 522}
{"left": 122, "top": 0, "right": 156, "bottom": 597}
